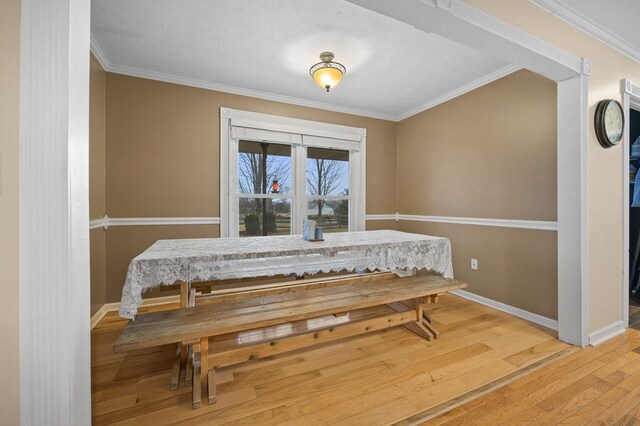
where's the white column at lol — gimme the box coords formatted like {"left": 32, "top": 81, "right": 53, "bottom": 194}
{"left": 20, "top": 0, "right": 91, "bottom": 423}
{"left": 557, "top": 71, "right": 590, "bottom": 346}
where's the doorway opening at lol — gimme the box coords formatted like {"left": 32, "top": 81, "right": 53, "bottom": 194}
{"left": 628, "top": 107, "right": 640, "bottom": 328}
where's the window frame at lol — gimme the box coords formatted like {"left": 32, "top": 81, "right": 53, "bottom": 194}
{"left": 220, "top": 107, "right": 366, "bottom": 238}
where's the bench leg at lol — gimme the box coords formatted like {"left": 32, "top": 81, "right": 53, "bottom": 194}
{"left": 192, "top": 343, "right": 202, "bottom": 409}
{"left": 423, "top": 311, "right": 434, "bottom": 325}
{"left": 386, "top": 301, "right": 434, "bottom": 341}
{"left": 208, "top": 369, "right": 217, "bottom": 404}
{"left": 421, "top": 317, "right": 440, "bottom": 339}
{"left": 179, "top": 343, "right": 188, "bottom": 385}
{"left": 405, "top": 321, "right": 434, "bottom": 341}
{"left": 170, "top": 344, "right": 181, "bottom": 390}
{"left": 416, "top": 298, "right": 441, "bottom": 340}
{"left": 200, "top": 337, "right": 209, "bottom": 404}
{"left": 185, "top": 345, "right": 193, "bottom": 387}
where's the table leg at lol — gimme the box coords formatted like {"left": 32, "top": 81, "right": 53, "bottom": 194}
{"left": 180, "top": 280, "right": 191, "bottom": 308}
{"left": 170, "top": 281, "right": 193, "bottom": 390}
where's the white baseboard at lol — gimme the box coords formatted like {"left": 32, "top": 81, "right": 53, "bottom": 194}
{"left": 90, "top": 294, "right": 181, "bottom": 329}
{"left": 588, "top": 320, "right": 626, "bottom": 346}
{"left": 90, "top": 304, "right": 110, "bottom": 330}
{"left": 450, "top": 289, "right": 558, "bottom": 331}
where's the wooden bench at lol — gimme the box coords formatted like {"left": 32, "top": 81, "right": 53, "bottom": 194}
{"left": 114, "top": 272, "right": 467, "bottom": 409}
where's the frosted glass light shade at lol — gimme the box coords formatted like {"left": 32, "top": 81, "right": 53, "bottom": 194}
{"left": 309, "top": 52, "right": 346, "bottom": 92}
{"left": 312, "top": 67, "right": 343, "bottom": 91}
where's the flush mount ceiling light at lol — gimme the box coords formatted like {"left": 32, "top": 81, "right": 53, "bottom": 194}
{"left": 309, "top": 51, "right": 346, "bottom": 92}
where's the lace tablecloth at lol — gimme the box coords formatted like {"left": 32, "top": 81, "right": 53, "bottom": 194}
{"left": 119, "top": 230, "right": 453, "bottom": 319}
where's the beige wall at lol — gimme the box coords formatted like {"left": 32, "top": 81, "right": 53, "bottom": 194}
{"left": 396, "top": 70, "right": 558, "bottom": 319}
{"left": 0, "top": 0, "right": 21, "bottom": 423}
{"left": 90, "top": 54, "right": 107, "bottom": 315}
{"left": 398, "top": 70, "right": 557, "bottom": 220}
{"left": 400, "top": 221, "right": 558, "bottom": 319}
{"left": 90, "top": 54, "right": 106, "bottom": 219}
{"left": 366, "top": 220, "right": 398, "bottom": 232}
{"left": 105, "top": 74, "right": 397, "bottom": 218}
{"left": 103, "top": 74, "right": 398, "bottom": 302}
{"left": 467, "top": 0, "right": 640, "bottom": 335}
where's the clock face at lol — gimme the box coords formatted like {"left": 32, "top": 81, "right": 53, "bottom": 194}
{"left": 595, "top": 99, "right": 624, "bottom": 148}
{"left": 604, "top": 100, "right": 623, "bottom": 144}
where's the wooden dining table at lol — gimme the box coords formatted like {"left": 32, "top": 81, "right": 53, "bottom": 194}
{"left": 118, "top": 230, "right": 454, "bottom": 319}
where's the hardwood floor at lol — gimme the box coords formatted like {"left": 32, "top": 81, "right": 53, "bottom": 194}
{"left": 629, "top": 296, "right": 640, "bottom": 331}
{"left": 415, "top": 328, "right": 640, "bottom": 425}
{"left": 92, "top": 294, "right": 572, "bottom": 425}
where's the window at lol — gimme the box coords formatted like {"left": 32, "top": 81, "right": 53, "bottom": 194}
{"left": 220, "top": 108, "right": 365, "bottom": 237}
{"left": 306, "top": 147, "right": 350, "bottom": 234}
{"left": 238, "top": 141, "right": 292, "bottom": 237}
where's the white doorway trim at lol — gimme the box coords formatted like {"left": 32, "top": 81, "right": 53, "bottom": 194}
{"left": 20, "top": 0, "right": 91, "bottom": 423}
{"left": 622, "top": 79, "right": 640, "bottom": 330}
{"left": 345, "top": 0, "right": 590, "bottom": 346}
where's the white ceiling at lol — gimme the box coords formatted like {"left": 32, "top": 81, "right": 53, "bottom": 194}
{"left": 530, "top": 0, "right": 640, "bottom": 63}
{"left": 91, "top": 0, "right": 514, "bottom": 121}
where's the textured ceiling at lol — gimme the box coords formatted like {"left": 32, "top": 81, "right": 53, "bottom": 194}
{"left": 91, "top": 0, "right": 512, "bottom": 120}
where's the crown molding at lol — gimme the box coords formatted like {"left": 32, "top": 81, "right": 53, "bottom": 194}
{"left": 529, "top": 0, "right": 640, "bottom": 64}
{"left": 90, "top": 34, "right": 111, "bottom": 71}
{"left": 101, "top": 63, "right": 398, "bottom": 122}
{"left": 396, "top": 64, "right": 521, "bottom": 121}
{"left": 89, "top": 34, "right": 395, "bottom": 121}
{"left": 89, "top": 34, "right": 527, "bottom": 122}
{"left": 346, "top": 0, "right": 584, "bottom": 81}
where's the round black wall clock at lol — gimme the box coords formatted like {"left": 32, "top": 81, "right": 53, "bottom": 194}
{"left": 595, "top": 99, "right": 624, "bottom": 148}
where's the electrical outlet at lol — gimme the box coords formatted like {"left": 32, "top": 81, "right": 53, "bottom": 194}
{"left": 471, "top": 258, "right": 478, "bottom": 270}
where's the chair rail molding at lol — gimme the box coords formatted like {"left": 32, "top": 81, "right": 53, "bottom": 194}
{"left": 397, "top": 214, "right": 558, "bottom": 231}
{"left": 93, "top": 214, "right": 556, "bottom": 232}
